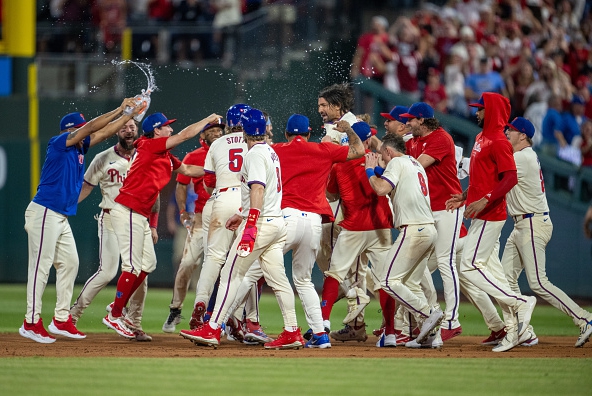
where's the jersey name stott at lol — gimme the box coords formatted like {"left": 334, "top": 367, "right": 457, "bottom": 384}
{"left": 226, "top": 135, "right": 243, "bottom": 144}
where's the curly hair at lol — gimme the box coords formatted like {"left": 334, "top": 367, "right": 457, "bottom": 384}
{"left": 381, "top": 133, "right": 406, "bottom": 155}
{"left": 318, "top": 83, "right": 354, "bottom": 113}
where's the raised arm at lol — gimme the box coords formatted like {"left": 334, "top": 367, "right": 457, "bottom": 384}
{"left": 66, "top": 98, "right": 137, "bottom": 148}
{"left": 165, "top": 113, "right": 222, "bottom": 150}
{"left": 365, "top": 152, "right": 393, "bottom": 196}
{"left": 78, "top": 181, "right": 94, "bottom": 203}
{"left": 334, "top": 120, "right": 365, "bottom": 160}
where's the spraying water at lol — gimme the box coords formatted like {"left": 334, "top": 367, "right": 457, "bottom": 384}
{"left": 112, "top": 60, "right": 158, "bottom": 122}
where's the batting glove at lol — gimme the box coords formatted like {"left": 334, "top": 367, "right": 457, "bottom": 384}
{"left": 237, "top": 208, "right": 260, "bottom": 257}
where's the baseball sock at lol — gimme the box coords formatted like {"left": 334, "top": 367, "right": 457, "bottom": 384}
{"left": 321, "top": 276, "right": 340, "bottom": 320}
{"left": 124, "top": 270, "right": 148, "bottom": 307}
{"left": 112, "top": 271, "right": 137, "bottom": 317}
{"left": 379, "top": 289, "right": 396, "bottom": 335}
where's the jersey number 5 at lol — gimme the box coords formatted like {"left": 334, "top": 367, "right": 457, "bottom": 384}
{"left": 418, "top": 172, "right": 428, "bottom": 196}
{"left": 228, "top": 148, "right": 244, "bottom": 172}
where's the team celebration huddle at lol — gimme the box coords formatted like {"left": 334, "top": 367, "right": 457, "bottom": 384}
{"left": 19, "top": 83, "right": 592, "bottom": 353}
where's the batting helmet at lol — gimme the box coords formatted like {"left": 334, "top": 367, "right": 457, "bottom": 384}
{"left": 241, "top": 108, "right": 267, "bottom": 136}
{"left": 226, "top": 103, "right": 252, "bottom": 127}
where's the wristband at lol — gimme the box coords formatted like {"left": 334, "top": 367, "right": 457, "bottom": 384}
{"left": 374, "top": 166, "right": 385, "bottom": 176}
{"left": 365, "top": 168, "right": 375, "bottom": 179}
{"left": 245, "top": 208, "right": 261, "bottom": 227}
{"left": 149, "top": 212, "right": 159, "bottom": 228}
{"left": 179, "top": 209, "right": 186, "bottom": 214}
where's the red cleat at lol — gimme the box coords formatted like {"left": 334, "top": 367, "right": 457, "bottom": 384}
{"left": 441, "top": 326, "right": 462, "bottom": 341}
{"left": 180, "top": 322, "right": 221, "bottom": 347}
{"left": 481, "top": 328, "right": 506, "bottom": 345}
{"left": 264, "top": 329, "right": 304, "bottom": 350}
{"left": 189, "top": 302, "right": 206, "bottom": 330}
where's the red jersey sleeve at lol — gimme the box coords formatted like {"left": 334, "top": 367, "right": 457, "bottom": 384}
{"left": 321, "top": 142, "right": 349, "bottom": 163}
{"left": 204, "top": 172, "right": 216, "bottom": 188}
{"left": 326, "top": 164, "right": 339, "bottom": 195}
{"left": 169, "top": 153, "right": 182, "bottom": 170}
{"left": 422, "top": 132, "right": 450, "bottom": 163}
{"left": 491, "top": 139, "right": 516, "bottom": 174}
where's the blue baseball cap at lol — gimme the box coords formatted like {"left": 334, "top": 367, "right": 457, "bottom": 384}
{"left": 202, "top": 121, "right": 226, "bottom": 133}
{"left": 572, "top": 95, "right": 586, "bottom": 105}
{"left": 400, "top": 102, "right": 434, "bottom": 119}
{"left": 507, "top": 117, "right": 535, "bottom": 138}
{"left": 241, "top": 108, "right": 267, "bottom": 136}
{"left": 286, "top": 114, "right": 311, "bottom": 134}
{"left": 60, "top": 112, "right": 87, "bottom": 131}
{"left": 468, "top": 96, "right": 485, "bottom": 108}
{"left": 351, "top": 121, "right": 372, "bottom": 142}
{"left": 142, "top": 112, "right": 177, "bottom": 134}
{"left": 381, "top": 105, "right": 409, "bottom": 123}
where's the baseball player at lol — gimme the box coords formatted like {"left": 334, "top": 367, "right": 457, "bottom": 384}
{"left": 70, "top": 119, "right": 154, "bottom": 341}
{"left": 321, "top": 122, "right": 394, "bottom": 345}
{"left": 446, "top": 92, "right": 537, "bottom": 352}
{"left": 20, "top": 98, "right": 141, "bottom": 344}
{"left": 180, "top": 108, "right": 304, "bottom": 349}
{"left": 162, "top": 122, "right": 224, "bottom": 333}
{"left": 402, "top": 102, "right": 464, "bottom": 341}
{"left": 502, "top": 116, "right": 592, "bottom": 348}
{"left": 187, "top": 104, "right": 267, "bottom": 343}
{"left": 365, "top": 133, "right": 445, "bottom": 348}
{"left": 103, "top": 111, "right": 222, "bottom": 338}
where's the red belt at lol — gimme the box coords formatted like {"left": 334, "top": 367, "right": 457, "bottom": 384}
{"left": 219, "top": 187, "right": 238, "bottom": 192}
{"left": 103, "top": 209, "right": 110, "bottom": 214}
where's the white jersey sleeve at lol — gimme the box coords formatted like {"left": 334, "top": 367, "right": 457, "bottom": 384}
{"left": 381, "top": 155, "right": 434, "bottom": 228}
{"left": 240, "top": 143, "right": 282, "bottom": 217}
{"left": 506, "top": 147, "right": 549, "bottom": 216}
{"left": 205, "top": 131, "right": 246, "bottom": 189}
{"left": 324, "top": 111, "right": 358, "bottom": 146}
{"left": 84, "top": 146, "right": 131, "bottom": 210}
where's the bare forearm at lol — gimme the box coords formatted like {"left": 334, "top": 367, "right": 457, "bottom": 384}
{"left": 90, "top": 114, "right": 134, "bottom": 147}
{"left": 344, "top": 126, "right": 364, "bottom": 159}
{"left": 78, "top": 182, "right": 94, "bottom": 203}
{"left": 175, "top": 183, "right": 188, "bottom": 213}
{"left": 249, "top": 184, "right": 264, "bottom": 210}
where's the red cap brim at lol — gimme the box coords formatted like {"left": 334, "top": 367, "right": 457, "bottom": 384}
{"left": 162, "top": 119, "right": 177, "bottom": 126}
{"left": 380, "top": 112, "right": 395, "bottom": 120}
{"left": 468, "top": 103, "right": 484, "bottom": 108}
{"left": 506, "top": 123, "right": 519, "bottom": 131}
{"left": 399, "top": 113, "right": 415, "bottom": 118}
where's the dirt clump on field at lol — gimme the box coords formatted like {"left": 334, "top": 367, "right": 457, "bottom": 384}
{"left": 2, "top": 334, "right": 591, "bottom": 358}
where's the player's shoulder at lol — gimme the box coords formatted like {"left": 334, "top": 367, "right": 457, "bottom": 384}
{"left": 91, "top": 146, "right": 117, "bottom": 163}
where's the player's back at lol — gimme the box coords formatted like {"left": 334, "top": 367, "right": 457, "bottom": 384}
{"left": 506, "top": 147, "right": 549, "bottom": 216}
{"left": 240, "top": 143, "right": 282, "bottom": 217}
{"left": 205, "top": 131, "right": 246, "bottom": 189}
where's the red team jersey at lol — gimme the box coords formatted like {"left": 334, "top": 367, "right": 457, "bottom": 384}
{"left": 326, "top": 152, "right": 393, "bottom": 231}
{"left": 406, "top": 127, "right": 462, "bottom": 211}
{"left": 116, "top": 136, "right": 182, "bottom": 218}
{"left": 273, "top": 137, "right": 349, "bottom": 222}
{"left": 176, "top": 146, "right": 210, "bottom": 213}
{"left": 467, "top": 92, "right": 516, "bottom": 221}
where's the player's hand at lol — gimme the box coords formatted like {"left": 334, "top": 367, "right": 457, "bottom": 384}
{"left": 464, "top": 197, "right": 488, "bottom": 219}
{"left": 445, "top": 193, "right": 465, "bottom": 212}
{"left": 365, "top": 152, "right": 379, "bottom": 169}
{"left": 237, "top": 225, "right": 257, "bottom": 257}
{"left": 179, "top": 211, "right": 192, "bottom": 225}
{"left": 205, "top": 113, "right": 223, "bottom": 125}
{"left": 225, "top": 213, "right": 243, "bottom": 231}
{"left": 120, "top": 97, "right": 137, "bottom": 113}
{"left": 151, "top": 227, "right": 159, "bottom": 244}
{"left": 334, "top": 120, "right": 352, "bottom": 133}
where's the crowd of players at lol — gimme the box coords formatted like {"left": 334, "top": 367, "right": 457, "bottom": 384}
{"left": 19, "top": 82, "right": 592, "bottom": 353}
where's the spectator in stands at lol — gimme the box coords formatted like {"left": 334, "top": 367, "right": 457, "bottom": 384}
{"left": 423, "top": 67, "right": 447, "bottom": 113}
{"left": 581, "top": 120, "right": 592, "bottom": 167}
{"left": 212, "top": 0, "right": 243, "bottom": 68}
{"left": 523, "top": 91, "right": 547, "bottom": 149}
{"left": 350, "top": 15, "right": 390, "bottom": 84}
{"left": 507, "top": 56, "right": 536, "bottom": 118}
{"left": 95, "top": 0, "right": 127, "bottom": 53}
{"left": 560, "top": 94, "right": 587, "bottom": 152}
{"left": 148, "top": 0, "right": 173, "bottom": 21}
{"left": 524, "top": 59, "right": 572, "bottom": 108}
{"left": 50, "top": 0, "right": 93, "bottom": 53}
{"left": 445, "top": 45, "right": 469, "bottom": 117}
{"left": 465, "top": 57, "right": 508, "bottom": 117}
{"left": 172, "top": 0, "right": 210, "bottom": 64}
{"left": 541, "top": 94, "right": 564, "bottom": 156}
{"left": 449, "top": 25, "right": 484, "bottom": 73}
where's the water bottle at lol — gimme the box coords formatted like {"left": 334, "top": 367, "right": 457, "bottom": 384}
{"left": 133, "top": 90, "right": 151, "bottom": 122}
{"left": 183, "top": 215, "right": 193, "bottom": 239}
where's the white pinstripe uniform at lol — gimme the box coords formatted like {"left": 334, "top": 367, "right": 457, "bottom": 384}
{"left": 502, "top": 147, "right": 592, "bottom": 329}
{"left": 70, "top": 146, "right": 148, "bottom": 329}
{"left": 208, "top": 143, "right": 297, "bottom": 329}
{"left": 196, "top": 132, "right": 259, "bottom": 322}
{"left": 379, "top": 155, "right": 437, "bottom": 321}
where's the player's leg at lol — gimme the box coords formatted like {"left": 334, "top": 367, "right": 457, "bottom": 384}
{"left": 316, "top": 200, "right": 342, "bottom": 273}
{"left": 23, "top": 203, "right": 61, "bottom": 336}
{"left": 518, "top": 217, "right": 592, "bottom": 330}
{"left": 71, "top": 211, "right": 119, "bottom": 323}
{"left": 126, "top": 277, "right": 152, "bottom": 341}
{"left": 432, "top": 208, "right": 463, "bottom": 332}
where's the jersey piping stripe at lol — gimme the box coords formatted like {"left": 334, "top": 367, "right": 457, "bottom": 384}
{"left": 31, "top": 207, "right": 48, "bottom": 323}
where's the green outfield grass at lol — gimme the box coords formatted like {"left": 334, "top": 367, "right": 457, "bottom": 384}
{"left": 1, "top": 284, "right": 591, "bottom": 395}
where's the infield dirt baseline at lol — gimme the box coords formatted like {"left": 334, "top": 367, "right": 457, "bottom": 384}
{"left": 1, "top": 334, "right": 590, "bottom": 359}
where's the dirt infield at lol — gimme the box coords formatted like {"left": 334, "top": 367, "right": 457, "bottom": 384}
{"left": 2, "top": 334, "right": 591, "bottom": 358}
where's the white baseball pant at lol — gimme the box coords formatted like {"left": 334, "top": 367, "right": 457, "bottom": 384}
{"left": 71, "top": 210, "right": 147, "bottom": 326}
{"left": 24, "top": 201, "right": 79, "bottom": 324}
{"left": 502, "top": 215, "right": 592, "bottom": 327}
{"left": 209, "top": 217, "right": 297, "bottom": 328}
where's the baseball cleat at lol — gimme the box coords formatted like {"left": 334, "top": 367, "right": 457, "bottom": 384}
{"left": 373, "top": 325, "right": 386, "bottom": 337}
{"left": 264, "top": 329, "right": 304, "bottom": 350}
{"left": 441, "top": 326, "right": 462, "bottom": 342}
{"left": 376, "top": 332, "right": 397, "bottom": 348}
{"left": 179, "top": 323, "right": 221, "bottom": 347}
{"left": 305, "top": 332, "right": 332, "bottom": 349}
{"left": 405, "top": 328, "right": 443, "bottom": 349}
{"left": 48, "top": 315, "right": 86, "bottom": 339}
{"left": 575, "top": 320, "right": 592, "bottom": 348}
{"left": 133, "top": 329, "right": 153, "bottom": 342}
{"left": 106, "top": 302, "right": 128, "bottom": 317}
{"left": 103, "top": 314, "right": 135, "bottom": 339}
{"left": 303, "top": 328, "right": 313, "bottom": 341}
{"left": 19, "top": 318, "right": 56, "bottom": 344}
{"left": 416, "top": 308, "right": 444, "bottom": 344}
{"left": 162, "top": 308, "right": 182, "bottom": 333}
{"left": 225, "top": 317, "right": 245, "bottom": 342}
{"left": 481, "top": 328, "right": 506, "bottom": 345}
{"left": 189, "top": 302, "right": 206, "bottom": 330}
{"left": 329, "top": 324, "right": 368, "bottom": 342}
{"left": 243, "top": 320, "right": 273, "bottom": 344}
{"left": 516, "top": 296, "right": 537, "bottom": 337}
{"left": 342, "top": 292, "right": 370, "bottom": 325}
{"left": 492, "top": 328, "right": 531, "bottom": 352}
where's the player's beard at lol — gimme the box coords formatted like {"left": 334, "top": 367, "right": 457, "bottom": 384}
{"left": 119, "top": 135, "right": 135, "bottom": 151}
{"left": 477, "top": 117, "right": 484, "bottom": 128}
